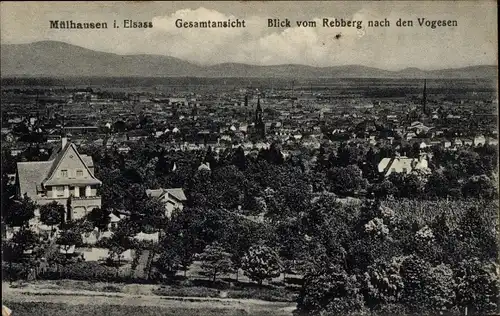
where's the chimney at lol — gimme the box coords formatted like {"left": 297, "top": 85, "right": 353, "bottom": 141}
{"left": 61, "top": 136, "right": 68, "bottom": 148}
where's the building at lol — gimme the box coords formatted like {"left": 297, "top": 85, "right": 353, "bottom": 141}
{"left": 474, "top": 135, "right": 486, "bottom": 146}
{"left": 253, "top": 97, "right": 266, "bottom": 140}
{"left": 16, "top": 137, "right": 102, "bottom": 223}
{"left": 145, "top": 188, "right": 187, "bottom": 218}
{"left": 378, "top": 154, "right": 430, "bottom": 177}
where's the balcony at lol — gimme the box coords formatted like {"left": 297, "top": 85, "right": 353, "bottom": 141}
{"left": 71, "top": 195, "right": 101, "bottom": 200}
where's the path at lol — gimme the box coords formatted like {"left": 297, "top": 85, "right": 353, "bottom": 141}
{"left": 132, "top": 250, "right": 151, "bottom": 279}
{"left": 2, "top": 284, "right": 295, "bottom": 314}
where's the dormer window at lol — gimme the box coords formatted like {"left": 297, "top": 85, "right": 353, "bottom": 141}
{"left": 61, "top": 170, "right": 68, "bottom": 177}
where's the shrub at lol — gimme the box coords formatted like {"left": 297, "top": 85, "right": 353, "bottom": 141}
{"left": 39, "top": 262, "right": 121, "bottom": 282}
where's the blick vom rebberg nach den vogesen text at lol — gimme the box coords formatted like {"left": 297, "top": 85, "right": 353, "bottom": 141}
{"left": 48, "top": 17, "right": 457, "bottom": 30}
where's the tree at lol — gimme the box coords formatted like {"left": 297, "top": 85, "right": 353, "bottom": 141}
{"left": 3, "top": 239, "right": 24, "bottom": 283}
{"left": 199, "top": 242, "right": 234, "bottom": 282}
{"left": 160, "top": 208, "right": 201, "bottom": 277}
{"left": 86, "top": 207, "right": 111, "bottom": 233}
{"left": 455, "top": 258, "right": 498, "bottom": 315}
{"left": 221, "top": 217, "right": 273, "bottom": 280}
{"left": 400, "top": 255, "right": 432, "bottom": 314}
{"left": 11, "top": 228, "right": 39, "bottom": 255}
{"left": 4, "top": 194, "right": 37, "bottom": 228}
{"left": 107, "top": 229, "right": 133, "bottom": 266}
{"left": 328, "top": 165, "right": 367, "bottom": 196}
{"left": 39, "top": 201, "right": 65, "bottom": 231}
{"left": 335, "top": 144, "right": 366, "bottom": 167}
{"left": 259, "top": 143, "right": 284, "bottom": 165}
{"left": 462, "top": 175, "right": 497, "bottom": 199}
{"left": 371, "top": 180, "right": 397, "bottom": 199}
{"left": 134, "top": 196, "right": 167, "bottom": 233}
{"left": 156, "top": 248, "right": 181, "bottom": 279}
{"left": 204, "top": 146, "right": 218, "bottom": 169}
{"left": 456, "top": 149, "right": 484, "bottom": 176}
{"left": 297, "top": 264, "right": 366, "bottom": 315}
{"left": 454, "top": 206, "right": 497, "bottom": 262}
{"left": 241, "top": 244, "right": 282, "bottom": 285}
{"left": 232, "top": 146, "right": 247, "bottom": 170}
{"left": 425, "top": 170, "right": 450, "bottom": 198}
{"left": 400, "top": 174, "right": 425, "bottom": 198}
{"left": 425, "top": 264, "right": 456, "bottom": 314}
{"left": 275, "top": 219, "right": 308, "bottom": 263}
{"left": 362, "top": 257, "right": 404, "bottom": 309}
{"left": 57, "top": 229, "right": 83, "bottom": 254}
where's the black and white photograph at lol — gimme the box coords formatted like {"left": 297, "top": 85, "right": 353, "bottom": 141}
{"left": 1, "top": 1, "right": 498, "bottom": 315}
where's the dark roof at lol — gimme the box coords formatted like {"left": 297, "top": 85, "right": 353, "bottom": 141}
{"left": 146, "top": 188, "right": 187, "bottom": 202}
{"left": 17, "top": 161, "right": 53, "bottom": 198}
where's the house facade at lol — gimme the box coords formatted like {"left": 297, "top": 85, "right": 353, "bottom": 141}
{"left": 145, "top": 188, "right": 187, "bottom": 218}
{"left": 16, "top": 137, "right": 102, "bottom": 224}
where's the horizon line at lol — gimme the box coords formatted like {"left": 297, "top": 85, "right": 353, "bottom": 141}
{"left": 1, "top": 40, "right": 497, "bottom": 72}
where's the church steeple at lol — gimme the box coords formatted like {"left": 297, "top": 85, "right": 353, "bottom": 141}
{"left": 422, "top": 79, "right": 427, "bottom": 115}
{"left": 254, "top": 96, "right": 265, "bottom": 139}
{"left": 255, "top": 96, "right": 263, "bottom": 123}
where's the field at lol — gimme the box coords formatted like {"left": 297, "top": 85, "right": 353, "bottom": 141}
{"left": 382, "top": 198, "right": 499, "bottom": 228}
{"left": 3, "top": 280, "right": 295, "bottom": 316}
{"left": 3, "top": 302, "right": 288, "bottom": 316}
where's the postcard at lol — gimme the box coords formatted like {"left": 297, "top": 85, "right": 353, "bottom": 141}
{"left": 1, "top": 1, "right": 498, "bottom": 316}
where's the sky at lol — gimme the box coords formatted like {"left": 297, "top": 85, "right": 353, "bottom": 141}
{"left": 0, "top": 1, "right": 497, "bottom": 70}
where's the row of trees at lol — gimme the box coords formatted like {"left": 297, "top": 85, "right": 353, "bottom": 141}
{"left": 2, "top": 136, "right": 498, "bottom": 315}
{"left": 78, "top": 140, "right": 497, "bottom": 213}
{"left": 293, "top": 198, "right": 498, "bottom": 315}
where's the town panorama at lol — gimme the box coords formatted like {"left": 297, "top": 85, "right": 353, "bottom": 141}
{"left": 1, "top": 2, "right": 499, "bottom": 310}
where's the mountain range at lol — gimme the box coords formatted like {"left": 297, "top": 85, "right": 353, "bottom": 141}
{"left": 1, "top": 41, "right": 497, "bottom": 79}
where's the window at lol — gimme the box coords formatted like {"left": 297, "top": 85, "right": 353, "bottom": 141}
{"left": 402, "top": 168, "right": 408, "bottom": 174}
{"left": 61, "top": 170, "right": 68, "bottom": 177}
{"left": 55, "top": 186, "right": 64, "bottom": 197}
{"left": 76, "top": 170, "right": 83, "bottom": 177}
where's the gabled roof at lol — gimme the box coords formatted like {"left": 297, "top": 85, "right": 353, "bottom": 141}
{"left": 198, "top": 162, "right": 211, "bottom": 171}
{"left": 165, "top": 188, "right": 187, "bottom": 201}
{"left": 109, "top": 213, "right": 122, "bottom": 223}
{"left": 145, "top": 188, "right": 187, "bottom": 202}
{"left": 45, "top": 142, "right": 71, "bottom": 177}
{"left": 378, "top": 157, "right": 394, "bottom": 173}
{"left": 145, "top": 189, "right": 163, "bottom": 198}
{"left": 378, "top": 157, "right": 416, "bottom": 175}
{"left": 43, "top": 143, "right": 101, "bottom": 186}
{"left": 17, "top": 141, "right": 101, "bottom": 197}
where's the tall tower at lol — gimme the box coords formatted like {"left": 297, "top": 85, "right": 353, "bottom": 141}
{"left": 254, "top": 96, "right": 265, "bottom": 139}
{"left": 61, "top": 102, "right": 66, "bottom": 137}
{"left": 422, "top": 79, "right": 427, "bottom": 115}
{"left": 255, "top": 96, "right": 263, "bottom": 123}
